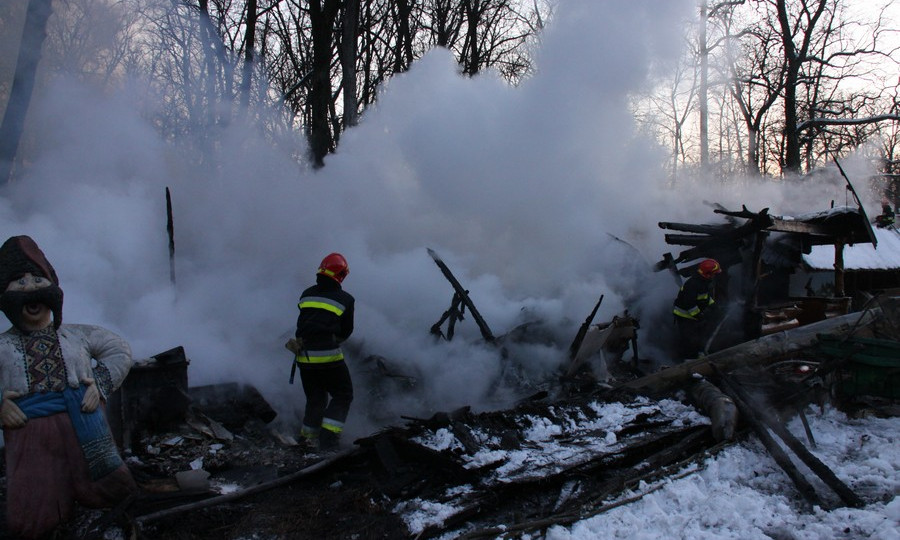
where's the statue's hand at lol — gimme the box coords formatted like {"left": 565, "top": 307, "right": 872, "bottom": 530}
{"left": 81, "top": 378, "right": 100, "bottom": 413}
{"left": 0, "top": 391, "right": 26, "bottom": 428}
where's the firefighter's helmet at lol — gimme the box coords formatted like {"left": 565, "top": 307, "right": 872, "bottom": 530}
{"left": 698, "top": 258, "right": 722, "bottom": 279}
{"left": 318, "top": 253, "right": 349, "bottom": 283}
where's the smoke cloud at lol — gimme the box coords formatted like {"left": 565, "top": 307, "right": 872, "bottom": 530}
{"left": 0, "top": 0, "right": 883, "bottom": 439}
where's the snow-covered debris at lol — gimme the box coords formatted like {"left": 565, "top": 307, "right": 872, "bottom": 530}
{"left": 545, "top": 406, "right": 899, "bottom": 540}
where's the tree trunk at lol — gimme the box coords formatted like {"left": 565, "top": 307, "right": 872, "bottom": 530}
{"left": 462, "top": 0, "right": 481, "bottom": 75}
{"left": 240, "top": 0, "right": 258, "bottom": 109}
{"left": 341, "top": 0, "right": 360, "bottom": 128}
{"left": 776, "top": 0, "right": 828, "bottom": 175}
{"left": 0, "top": 0, "right": 53, "bottom": 185}
{"left": 699, "top": 1, "right": 709, "bottom": 169}
{"left": 782, "top": 63, "right": 801, "bottom": 173}
{"left": 197, "top": 0, "right": 220, "bottom": 131}
{"left": 746, "top": 123, "right": 760, "bottom": 176}
{"left": 394, "top": 0, "right": 414, "bottom": 72}
{"left": 309, "top": 0, "right": 340, "bottom": 167}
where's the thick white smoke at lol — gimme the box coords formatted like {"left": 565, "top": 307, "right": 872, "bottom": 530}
{"left": 0, "top": 0, "right": 883, "bottom": 440}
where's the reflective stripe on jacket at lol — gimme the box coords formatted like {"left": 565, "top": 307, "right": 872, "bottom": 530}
{"left": 673, "top": 275, "right": 715, "bottom": 320}
{"left": 296, "top": 348, "right": 345, "bottom": 364}
{"left": 295, "top": 274, "right": 355, "bottom": 364}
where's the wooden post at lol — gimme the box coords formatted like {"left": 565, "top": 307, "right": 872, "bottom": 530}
{"left": 166, "top": 187, "right": 176, "bottom": 285}
{"left": 834, "top": 240, "right": 844, "bottom": 297}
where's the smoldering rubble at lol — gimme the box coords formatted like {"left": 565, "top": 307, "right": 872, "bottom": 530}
{"left": 2, "top": 205, "right": 898, "bottom": 540}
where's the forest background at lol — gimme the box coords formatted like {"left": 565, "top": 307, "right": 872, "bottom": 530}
{"left": 1, "top": 0, "right": 899, "bottom": 200}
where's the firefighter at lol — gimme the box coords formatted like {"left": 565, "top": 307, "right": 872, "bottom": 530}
{"left": 672, "top": 258, "right": 723, "bottom": 359}
{"left": 294, "top": 253, "right": 355, "bottom": 451}
{"left": 875, "top": 204, "right": 895, "bottom": 228}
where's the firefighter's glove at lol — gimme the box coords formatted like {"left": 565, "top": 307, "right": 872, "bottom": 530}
{"left": 81, "top": 378, "right": 100, "bottom": 413}
{"left": 285, "top": 338, "right": 304, "bottom": 355}
{"left": 0, "top": 390, "right": 27, "bottom": 429}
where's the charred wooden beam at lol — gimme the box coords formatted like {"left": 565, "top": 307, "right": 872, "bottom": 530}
{"left": 717, "top": 371, "right": 864, "bottom": 508}
{"left": 714, "top": 373, "right": 826, "bottom": 508}
{"left": 767, "top": 217, "right": 832, "bottom": 236}
{"left": 664, "top": 234, "right": 711, "bottom": 246}
{"left": 658, "top": 222, "right": 736, "bottom": 235}
{"left": 567, "top": 294, "right": 604, "bottom": 362}
{"left": 713, "top": 205, "right": 763, "bottom": 219}
{"left": 618, "top": 308, "right": 881, "bottom": 395}
{"left": 427, "top": 248, "right": 495, "bottom": 343}
{"left": 134, "top": 448, "right": 361, "bottom": 525}
{"left": 653, "top": 252, "right": 683, "bottom": 286}
{"left": 667, "top": 207, "right": 773, "bottom": 265}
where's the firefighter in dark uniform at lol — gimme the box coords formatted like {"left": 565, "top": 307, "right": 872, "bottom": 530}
{"left": 295, "top": 253, "right": 355, "bottom": 450}
{"left": 673, "top": 258, "right": 723, "bottom": 359}
{"left": 875, "top": 204, "right": 895, "bottom": 228}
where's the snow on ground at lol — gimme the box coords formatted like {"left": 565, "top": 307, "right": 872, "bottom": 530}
{"left": 399, "top": 401, "right": 898, "bottom": 539}
{"left": 546, "top": 406, "right": 899, "bottom": 540}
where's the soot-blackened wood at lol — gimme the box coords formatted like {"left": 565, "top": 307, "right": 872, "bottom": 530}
{"left": 427, "top": 248, "right": 495, "bottom": 343}
{"left": 716, "top": 373, "right": 825, "bottom": 508}
{"left": 135, "top": 448, "right": 361, "bottom": 525}
{"left": 720, "top": 372, "right": 863, "bottom": 508}
{"left": 658, "top": 222, "right": 735, "bottom": 235}
{"left": 619, "top": 308, "right": 880, "bottom": 395}
{"left": 665, "top": 234, "right": 712, "bottom": 246}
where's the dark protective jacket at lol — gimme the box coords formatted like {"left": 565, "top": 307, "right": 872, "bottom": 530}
{"left": 295, "top": 274, "right": 355, "bottom": 364}
{"left": 673, "top": 274, "right": 716, "bottom": 320}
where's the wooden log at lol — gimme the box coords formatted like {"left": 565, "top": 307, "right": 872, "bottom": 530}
{"left": 135, "top": 448, "right": 360, "bottom": 524}
{"left": 619, "top": 309, "right": 880, "bottom": 395}
{"left": 720, "top": 373, "right": 864, "bottom": 508}
{"left": 716, "top": 375, "right": 825, "bottom": 508}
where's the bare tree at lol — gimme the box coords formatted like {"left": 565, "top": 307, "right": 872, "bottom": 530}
{"left": 723, "top": 4, "right": 784, "bottom": 176}
{"left": 0, "top": 0, "right": 53, "bottom": 184}
{"left": 340, "top": 0, "right": 360, "bottom": 129}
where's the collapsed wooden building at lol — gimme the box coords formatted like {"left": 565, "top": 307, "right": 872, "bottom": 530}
{"left": 656, "top": 202, "right": 887, "bottom": 343}
{"left": 2, "top": 209, "right": 897, "bottom": 539}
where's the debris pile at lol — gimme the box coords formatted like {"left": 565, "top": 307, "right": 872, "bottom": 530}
{"left": 1, "top": 210, "right": 897, "bottom": 539}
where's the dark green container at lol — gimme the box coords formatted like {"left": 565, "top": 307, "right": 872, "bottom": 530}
{"left": 816, "top": 334, "right": 900, "bottom": 399}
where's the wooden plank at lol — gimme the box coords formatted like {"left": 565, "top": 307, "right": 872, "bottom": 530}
{"left": 658, "top": 222, "right": 733, "bottom": 235}
{"left": 766, "top": 218, "right": 832, "bottom": 235}
{"left": 664, "top": 234, "right": 710, "bottom": 246}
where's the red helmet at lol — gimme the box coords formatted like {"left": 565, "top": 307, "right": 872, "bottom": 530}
{"left": 317, "top": 253, "right": 349, "bottom": 283}
{"left": 697, "top": 258, "right": 722, "bottom": 279}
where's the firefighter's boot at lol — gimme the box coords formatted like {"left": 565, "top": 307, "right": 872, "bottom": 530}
{"left": 319, "top": 429, "right": 340, "bottom": 451}
{"left": 298, "top": 428, "right": 319, "bottom": 452}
